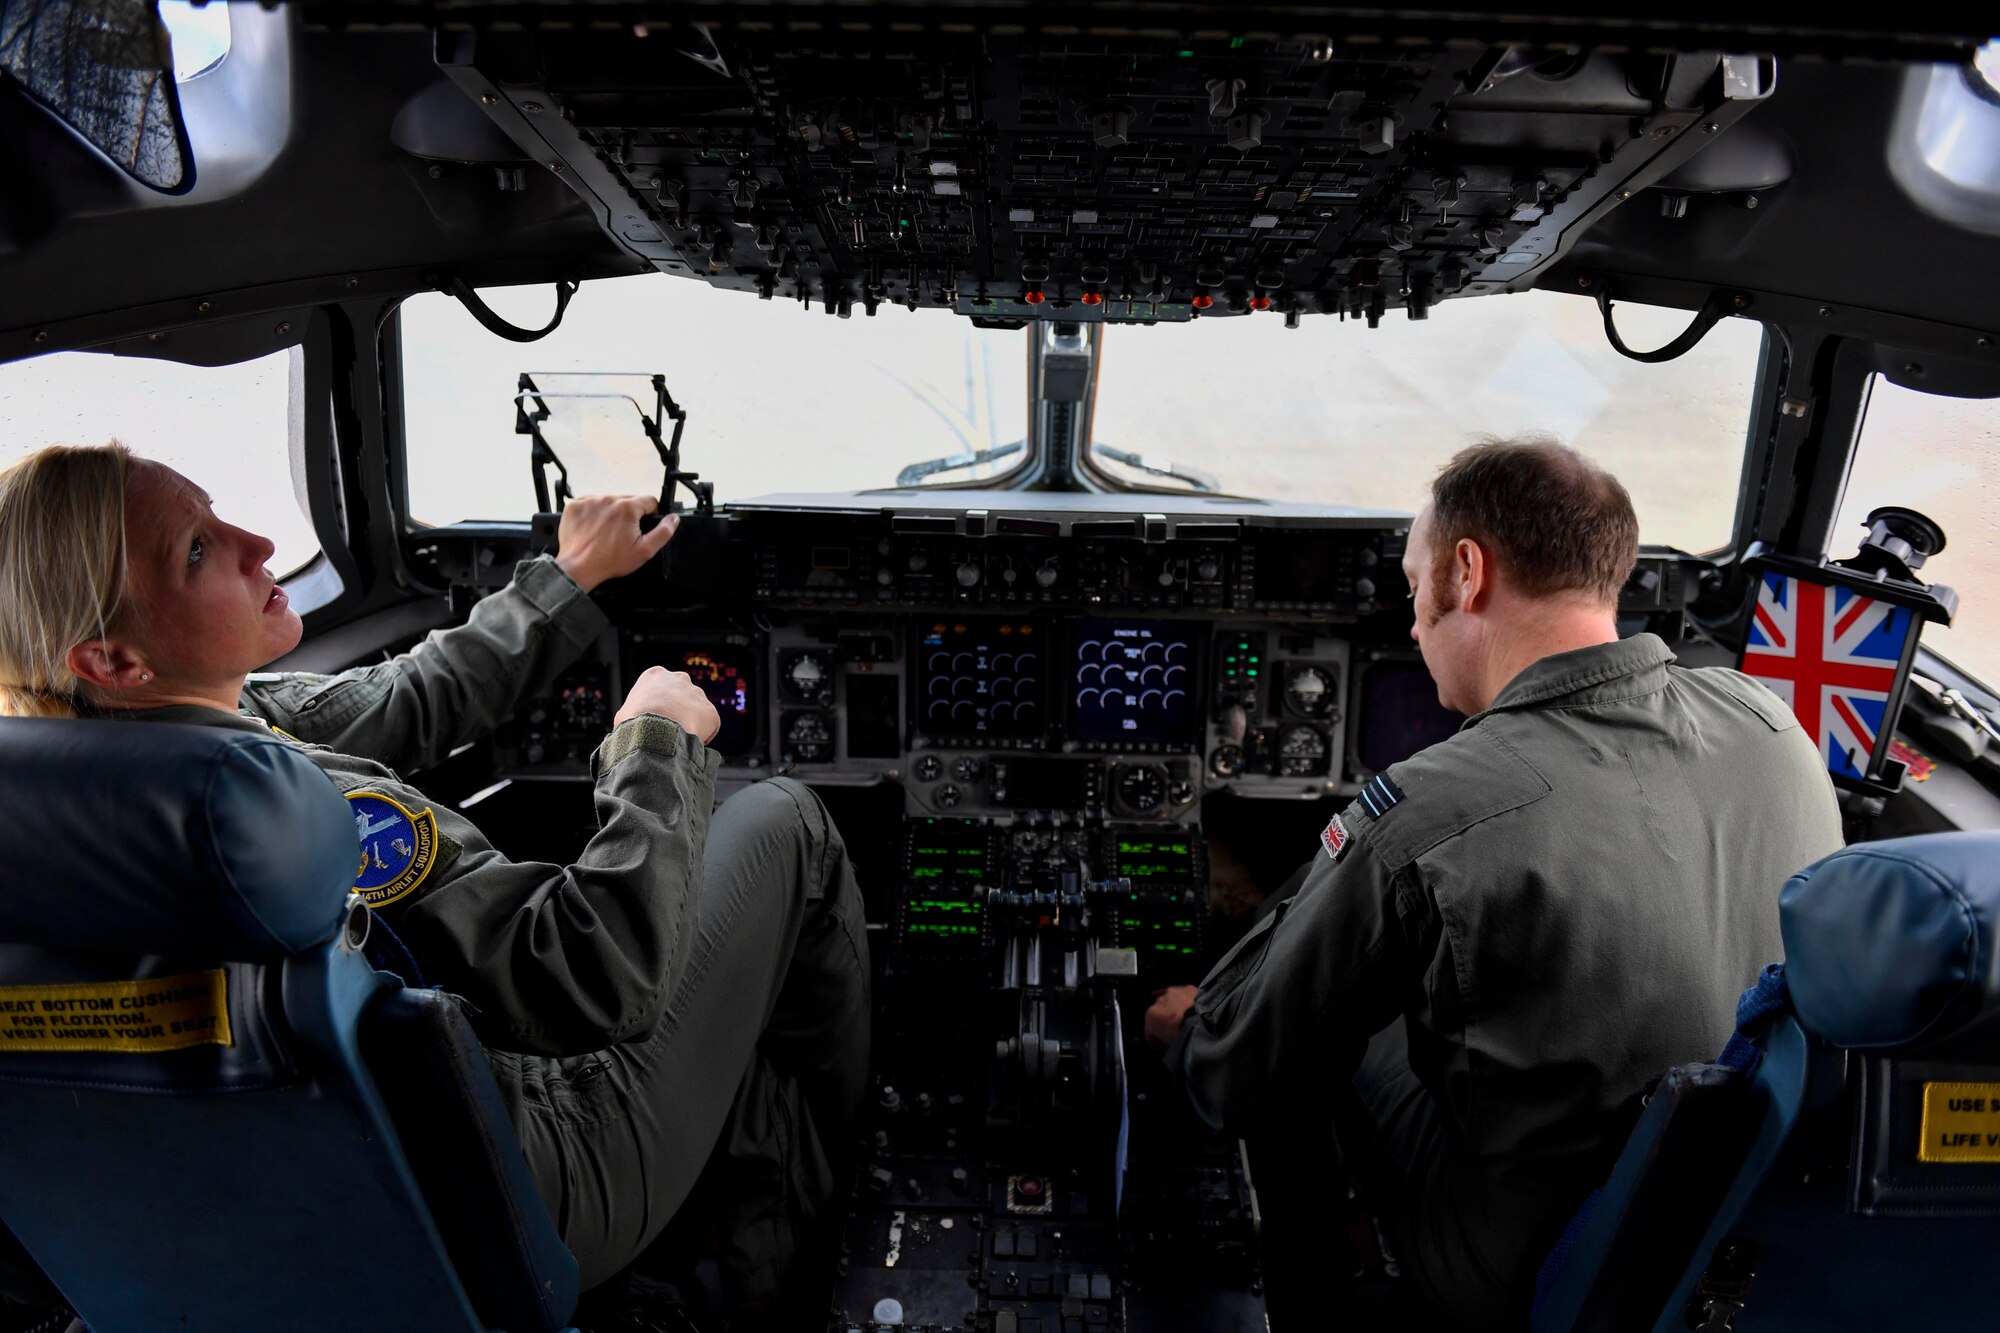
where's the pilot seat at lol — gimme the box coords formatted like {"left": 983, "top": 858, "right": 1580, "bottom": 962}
{"left": 0, "top": 719, "right": 580, "bottom": 1333}
{"left": 1534, "top": 830, "right": 2000, "bottom": 1332}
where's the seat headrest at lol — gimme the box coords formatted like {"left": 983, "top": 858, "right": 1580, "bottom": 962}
{"left": 0, "top": 719, "right": 357, "bottom": 959}
{"left": 1781, "top": 832, "right": 2000, "bottom": 1055}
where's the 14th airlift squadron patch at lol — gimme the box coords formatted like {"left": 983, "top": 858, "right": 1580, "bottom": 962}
{"left": 347, "top": 791, "right": 442, "bottom": 908}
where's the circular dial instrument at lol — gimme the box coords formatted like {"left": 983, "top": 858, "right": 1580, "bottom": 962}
{"left": 1209, "top": 743, "right": 1245, "bottom": 779}
{"left": 783, "top": 711, "right": 833, "bottom": 763}
{"left": 913, "top": 754, "right": 943, "bottom": 782}
{"left": 1277, "top": 725, "right": 1330, "bottom": 777}
{"left": 934, "top": 783, "right": 963, "bottom": 809}
{"left": 783, "top": 651, "right": 834, "bottom": 702}
{"left": 952, "top": 756, "right": 985, "bottom": 784}
{"left": 1282, "top": 663, "right": 1336, "bottom": 719}
{"left": 1114, "top": 762, "right": 1169, "bottom": 814}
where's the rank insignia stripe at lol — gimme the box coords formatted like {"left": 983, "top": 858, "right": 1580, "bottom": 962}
{"left": 346, "top": 791, "right": 443, "bottom": 908}
{"left": 0, "top": 970, "right": 232, "bottom": 1054}
{"left": 1322, "top": 814, "right": 1350, "bottom": 861}
{"left": 1358, "top": 773, "right": 1405, "bottom": 819}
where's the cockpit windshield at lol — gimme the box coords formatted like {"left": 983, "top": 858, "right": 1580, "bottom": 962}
{"left": 399, "top": 277, "right": 1029, "bottom": 523}
{"left": 1090, "top": 293, "right": 1764, "bottom": 552}
{"left": 401, "top": 275, "right": 1762, "bottom": 550}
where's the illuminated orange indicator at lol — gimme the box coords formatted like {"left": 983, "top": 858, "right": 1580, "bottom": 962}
{"left": 1249, "top": 295, "right": 1273, "bottom": 310}
{"left": 1190, "top": 293, "right": 1213, "bottom": 309}
{"left": 1080, "top": 291, "right": 1103, "bottom": 305}
{"left": 1023, "top": 289, "right": 1048, "bottom": 304}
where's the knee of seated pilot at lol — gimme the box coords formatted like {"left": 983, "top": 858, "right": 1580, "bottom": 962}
{"left": 729, "top": 775, "right": 829, "bottom": 859}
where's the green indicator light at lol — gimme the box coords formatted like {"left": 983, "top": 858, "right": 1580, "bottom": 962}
{"left": 1177, "top": 48, "right": 1195, "bottom": 58}
{"left": 1229, "top": 36, "right": 1245, "bottom": 49}
{"left": 1247, "top": 669, "right": 1259, "bottom": 677}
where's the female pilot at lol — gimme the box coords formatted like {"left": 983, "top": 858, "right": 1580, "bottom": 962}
{"left": 0, "top": 442, "right": 869, "bottom": 1323}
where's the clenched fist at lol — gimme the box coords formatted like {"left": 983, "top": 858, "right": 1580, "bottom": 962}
{"left": 614, "top": 665, "right": 721, "bottom": 744}
{"left": 555, "top": 495, "right": 680, "bottom": 593}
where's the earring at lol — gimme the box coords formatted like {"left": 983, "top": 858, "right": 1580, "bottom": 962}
{"left": 139, "top": 672, "right": 152, "bottom": 683}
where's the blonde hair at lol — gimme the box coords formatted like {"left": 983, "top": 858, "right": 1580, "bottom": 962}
{"left": 0, "top": 443, "right": 136, "bottom": 718}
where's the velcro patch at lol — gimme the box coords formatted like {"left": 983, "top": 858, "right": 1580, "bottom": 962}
{"left": 348, "top": 791, "right": 442, "bottom": 908}
{"left": 1321, "top": 814, "right": 1350, "bottom": 861}
{"left": 0, "top": 970, "right": 232, "bottom": 1054}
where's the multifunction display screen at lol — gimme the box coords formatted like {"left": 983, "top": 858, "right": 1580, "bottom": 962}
{"left": 903, "top": 819, "right": 988, "bottom": 948}
{"left": 917, "top": 619, "right": 1044, "bottom": 736}
{"left": 907, "top": 819, "right": 991, "bottom": 883}
{"left": 1355, "top": 658, "right": 1462, "bottom": 773}
{"left": 1112, "top": 835, "right": 1197, "bottom": 881}
{"left": 622, "top": 632, "right": 756, "bottom": 757}
{"left": 1070, "top": 619, "right": 1197, "bottom": 744}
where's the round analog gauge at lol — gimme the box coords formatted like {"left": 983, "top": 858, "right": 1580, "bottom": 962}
{"left": 1277, "top": 725, "right": 1330, "bottom": 777}
{"left": 1114, "top": 763, "right": 1168, "bottom": 814}
{"left": 783, "top": 651, "right": 834, "bottom": 702}
{"left": 952, "top": 756, "right": 984, "bottom": 784}
{"left": 1283, "top": 663, "right": 1336, "bottom": 718}
{"left": 783, "top": 711, "right": 834, "bottom": 764}
{"left": 1209, "top": 744, "right": 1245, "bottom": 779}
{"left": 913, "top": 753, "right": 943, "bottom": 782}
{"left": 934, "top": 783, "right": 963, "bottom": 809}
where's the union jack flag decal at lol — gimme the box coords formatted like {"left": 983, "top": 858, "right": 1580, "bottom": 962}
{"left": 1741, "top": 572, "right": 1915, "bottom": 781}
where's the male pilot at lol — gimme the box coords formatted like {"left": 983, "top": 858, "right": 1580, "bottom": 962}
{"left": 1145, "top": 438, "right": 1842, "bottom": 1329}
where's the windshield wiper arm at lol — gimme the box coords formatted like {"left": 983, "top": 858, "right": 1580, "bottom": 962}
{"left": 1093, "top": 445, "right": 1220, "bottom": 494}
{"left": 896, "top": 439, "right": 1026, "bottom": 487}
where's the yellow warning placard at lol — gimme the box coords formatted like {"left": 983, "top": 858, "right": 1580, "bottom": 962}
{"left": 1919, "top": 1082, "right": 2000, "bottom": 1163}
{"left": 0, "top": 970, "right": 232, "bottom": 1055}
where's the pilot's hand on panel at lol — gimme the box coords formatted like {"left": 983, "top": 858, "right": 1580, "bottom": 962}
{"left": 555, "top": 495, "right": 680, "bottom": 592}
{"left": 1143, "top": 985, "right": 1199, "bottom": 1053}
{"left": 614, "top": 666, "right": 722, "bottom": 745}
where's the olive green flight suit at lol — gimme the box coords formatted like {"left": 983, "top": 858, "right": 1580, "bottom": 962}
{"left": 1165, "top": 634, "right": 1842, "bottom": 1330}
{"left": 112, "top": 557, "right": 870, "bottom": 1299}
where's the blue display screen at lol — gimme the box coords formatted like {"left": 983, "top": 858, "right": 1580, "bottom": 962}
{"left": 1070, "top": 619, "right": 1197, "bottom": 744}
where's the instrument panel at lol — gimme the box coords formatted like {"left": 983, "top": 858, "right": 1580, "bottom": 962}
{"left": 457, "top": 497, "right": 1701, "bottom": 816}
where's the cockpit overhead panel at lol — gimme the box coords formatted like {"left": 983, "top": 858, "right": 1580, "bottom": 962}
{"left": 442, "top": 26, "right": 1773, "bottom": 324}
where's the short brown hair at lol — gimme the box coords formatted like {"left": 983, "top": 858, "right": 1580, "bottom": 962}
{"left": 1428, "top": 436, "right": 1638, "bottom": 605}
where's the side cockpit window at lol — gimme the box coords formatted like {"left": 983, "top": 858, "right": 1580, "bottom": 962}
{"left": 0, "top": 348, "right": 319, "bottom": 578}
{"left": 1838, "top": 376, "right": 2000, "bottom": 690}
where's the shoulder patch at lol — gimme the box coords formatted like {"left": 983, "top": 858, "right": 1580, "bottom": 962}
{"left": 1321, "top": 813, "right": 1351, "bottom": 860}
{"left": 346, "top": 791, "right": 443, "bottom": 908}
{"left": 1357, "top": 772, "right": 1405, "bottom": 819}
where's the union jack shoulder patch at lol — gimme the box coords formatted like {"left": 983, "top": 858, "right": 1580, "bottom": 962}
{"left": 1322, "top": 815, "right": 1350, "bottom": 860}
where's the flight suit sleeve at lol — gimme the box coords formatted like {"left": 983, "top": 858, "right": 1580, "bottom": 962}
{"left": 1164, "top": 803, "right": 1432, "bottom": 1136}
{"left": 385, "top": 713, "right": 719, "bottom": 1057}
{"left": 244, "top": 557, "right": 608, "bottom": 773}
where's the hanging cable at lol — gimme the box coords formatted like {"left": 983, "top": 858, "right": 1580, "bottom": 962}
{"left": 443, "top": 275, "right": 579, "bottom": 342}
{"left": 1594, "top": 285, "right": 1738, "bottom": 363}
